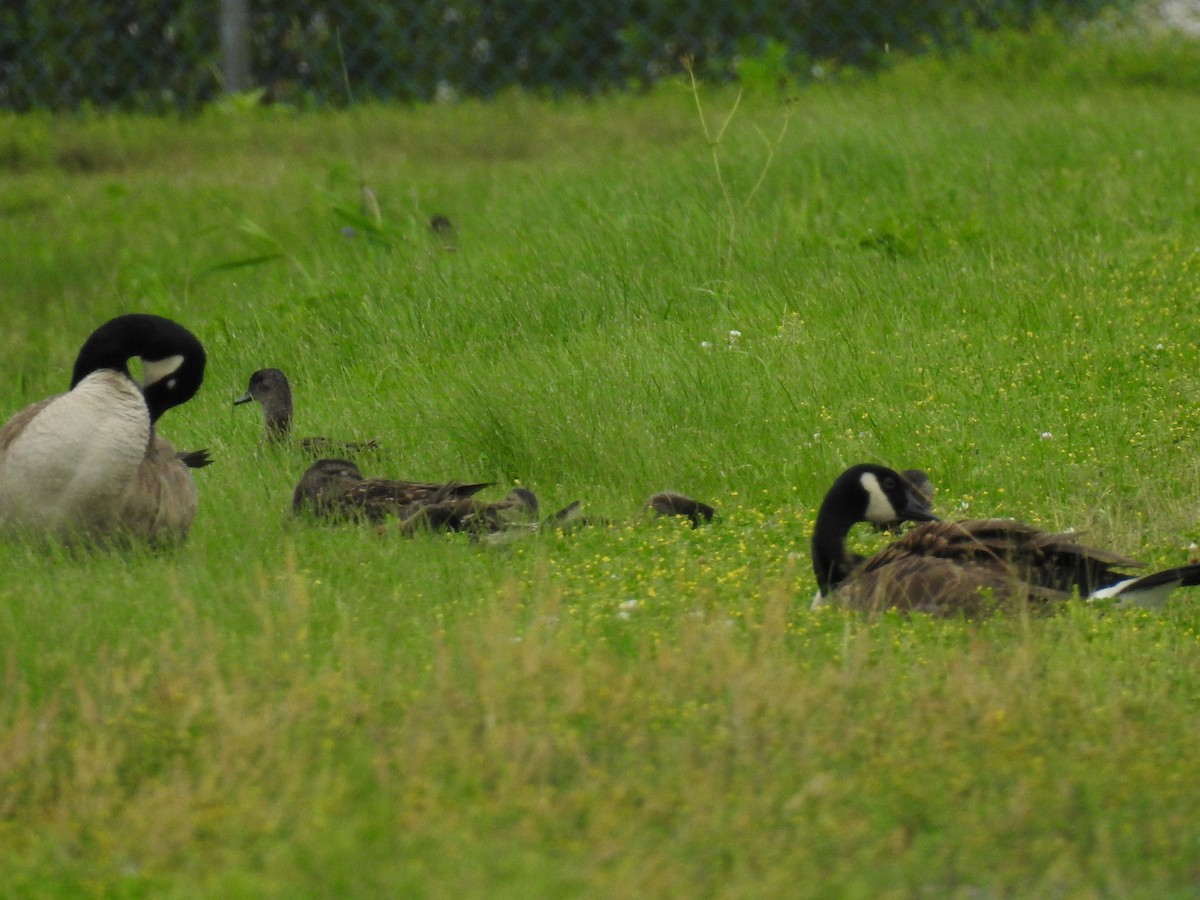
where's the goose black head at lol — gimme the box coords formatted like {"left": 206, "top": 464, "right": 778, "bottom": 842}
{"left": 812, "top": 463, "right": 940, "bottom": 595}
{"left": 71, "top": 314, "right": 206, "bottom": 423}
{"left": 834, "top": 464, "right": 939, "bottom": 527}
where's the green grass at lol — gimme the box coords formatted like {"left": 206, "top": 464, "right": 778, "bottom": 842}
{"left": 3, "top": 26, "right": 1200, "bottom": 895}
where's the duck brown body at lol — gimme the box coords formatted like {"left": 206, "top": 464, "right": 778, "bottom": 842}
{"left": 292, "top": 457, "right": 492, "bottom": 522}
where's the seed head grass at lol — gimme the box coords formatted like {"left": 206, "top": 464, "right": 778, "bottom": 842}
{"left": 4, "top": 27, "right": 1200, "bottom": 894}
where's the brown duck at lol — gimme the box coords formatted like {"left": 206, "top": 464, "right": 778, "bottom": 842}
{"left": 292, "top": 457, "right": 491, "bottom": 522}
{"left": 235, "top": 368, "right": 379, "bottom": 454}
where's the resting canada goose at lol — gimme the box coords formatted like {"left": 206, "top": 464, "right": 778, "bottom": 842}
{"left": 812, "top": 463, "right": 1200, "bottom": 617}
{"left": 646, "top": 491, "right": 716, "bottom": 527}
{"left": 234, "top": 368, "right": 379, "bottom": 454}
{"left": 292, "top": 457, "right": 492, "bottom": 522}
{"left": 0, "top": 313, "right": 206, "bottom": 543}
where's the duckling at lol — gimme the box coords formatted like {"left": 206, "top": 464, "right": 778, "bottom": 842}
{"left": 474, "top": 496, "right": 591, "bottom": 545}
{"left": 646, "top": 491, "right": 716, "bottom": 528}
{"left": 292, "top": 457, "right": 491, "bottom": 522}
{"left": 812, "top": 463, "right": 1200, "bottom": 617}
{"left": 396, "top": 487, "right": 541, "bottom": 536}
{"left": 484, "top": 490, "right": 705, "bottom": 546}
{"left": 428, "top": 214, "right": 456, "bottom": 251}
{"left": 0, "top": 313, "right": 206, "bottom": 544}
{"left": 234, "top": 368, "right": 379, "bottom": 454}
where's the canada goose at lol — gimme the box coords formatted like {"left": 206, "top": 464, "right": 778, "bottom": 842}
{"left": 291, "top": 457, "right": 492, "bottom": 522}
{"left": 812, "top": 463, "right": 1200, "bottom": 617}
{"left": 0, "top": 313, "right": 206, "bottom": 543}
{"left": 646, "top": 491, "right": 716, "bottom": 527}
{"left": 234, "top": 368, "right": 379, "bottom": 454}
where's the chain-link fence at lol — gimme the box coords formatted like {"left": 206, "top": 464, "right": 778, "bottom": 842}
{"left": 2, "top": 0, "right": 1124, "bottom": 113}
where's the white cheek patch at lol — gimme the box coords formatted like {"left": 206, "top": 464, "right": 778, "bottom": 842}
{"left": 142, "top": 354, "right": 185, "bottom": 388}
{"left": 860, "top": 472, "right": 899, "bottom": 523}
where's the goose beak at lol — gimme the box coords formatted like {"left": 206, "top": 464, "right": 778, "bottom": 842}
{"left": 903, "top": 498, "right": 939, "bottom": 523}
{"left": 233, "top": 391, "right": 253, "bottom": 406}
{"left": 901, "top": 489, "right": 939, "bottom": 523}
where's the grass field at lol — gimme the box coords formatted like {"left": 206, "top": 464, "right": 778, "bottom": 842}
{"left": 3, "top": 24, "right": 1200, "bottom": 896}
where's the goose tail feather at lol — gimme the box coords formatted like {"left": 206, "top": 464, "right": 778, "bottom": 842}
{"left": 1090, "top": 564, "right": 1200, "bottom": 611}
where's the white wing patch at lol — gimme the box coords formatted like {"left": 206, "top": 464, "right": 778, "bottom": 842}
{"left": 860, "top": 472, "right": 899, "bottom": 524}
{"left": 1090, "top": 576, "right": 1174, "bottom": 612}
{"left": 142, "top": 354, "right": 185, "bottom": 388}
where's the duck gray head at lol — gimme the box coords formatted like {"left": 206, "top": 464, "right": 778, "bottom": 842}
{"left": 71, "top": 314, "right": 206, "bottom": 423}
{"left": 812, "top": 463, "right": 940, "bottom": 596}
{"left": 234, "top": 368, "right": 293, "bottom": 439}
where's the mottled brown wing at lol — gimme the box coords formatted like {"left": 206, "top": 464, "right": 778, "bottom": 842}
{"left": 849, "top": 519, "right": 1144, "bottom": 616}
{"left": 837, "top": 553, "right": 1072, "bottom": 617}
{"left": 346, "top": 479, "right": 493, "bottom": 522}
{"left": 397, "top": 490, "right": 535, "bottom": 536}
{"left": 397, "top": 499, "right": 490, "bottom": 535}
{"left": 865, "top": 520, "right": 1141, "bottom": 567}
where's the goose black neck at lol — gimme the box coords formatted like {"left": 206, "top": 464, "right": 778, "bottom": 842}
{"left": 811, "top": 484, "right": 862, "bottom": 596}
{"left": 71, "top": 315, "right": 156, "bottom": 385}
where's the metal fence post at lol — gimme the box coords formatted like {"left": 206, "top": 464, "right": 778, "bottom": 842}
{"left": 220, "top": 0, "right": 251, "bottom": 93}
